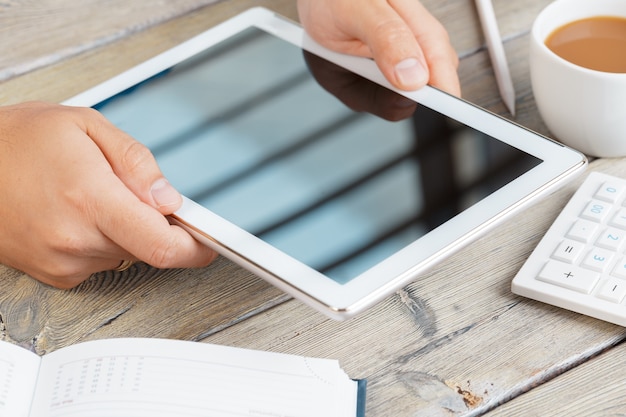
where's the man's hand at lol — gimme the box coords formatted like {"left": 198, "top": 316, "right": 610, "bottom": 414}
{"left": 0, "top": 102, "right": 216, "bottom": 288}
{"left": 297, "top": 0, "right": 460, "bottom": 96}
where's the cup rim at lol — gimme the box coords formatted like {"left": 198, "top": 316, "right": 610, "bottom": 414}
{"left": 531, "top": 0, "right": 626, "bottom": 77}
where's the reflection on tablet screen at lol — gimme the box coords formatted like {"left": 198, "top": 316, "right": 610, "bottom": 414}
{"left": 95, "top": 28, "right": 540, "bottom": 284}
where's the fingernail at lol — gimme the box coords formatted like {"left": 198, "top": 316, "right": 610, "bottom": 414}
{"left": 394, "top": 58, "right": 428, "bottom": 90}
{"left": 151, "top": 178, "right": 181, "bottom": 209}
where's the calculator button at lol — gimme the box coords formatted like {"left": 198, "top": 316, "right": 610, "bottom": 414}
{"left": 511, "top": 173, "right": 626, "bottom": 327}
{"left": 596, "top": 278, "right": 626, "bottom": 303}
{"left": 582, "top": 247, "right": 615, "bottom": 272}
{"left": 566, "top": 219, "right": 599, "bottom": 243}
{"left": 580, "top": 200, "right": 612, "bottom": 223}
{"left": 595, "top": 182, "right": 625, "bottom": 203}
{"left": 537, "top": 260, "right": 599, "bottom": 294}
{"left": 551, "top": 240, "right": 584, "bottom": 263}
{"left": 612, "top": 257, "right": 626, "bottom": 279}
{"left": 609, "top": 208, "right": 626, "bottom": 229}
{"left": 595, "top": 227, "right": 626, "bottom": 252}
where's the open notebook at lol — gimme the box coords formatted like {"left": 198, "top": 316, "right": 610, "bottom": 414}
{"left": 1, "top": 337, "right": 365, "bottom": 417}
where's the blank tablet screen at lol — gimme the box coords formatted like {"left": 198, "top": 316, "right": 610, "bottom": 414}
{"left": 95, "top": 28, "right": 540, "bottom": 284}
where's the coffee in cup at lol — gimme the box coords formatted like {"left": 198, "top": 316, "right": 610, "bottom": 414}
{"left": 545, "top": 16, "right": 626, "bottom": 73}
{"left": 529, "top": 0, "right": 626, "bottom": 157}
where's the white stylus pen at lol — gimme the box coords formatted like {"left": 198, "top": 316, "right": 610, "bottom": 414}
{"left": 475, "top": 0, "right": 516, "bottom": 116}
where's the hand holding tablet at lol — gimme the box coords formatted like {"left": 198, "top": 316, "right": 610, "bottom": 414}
{"left": 296, "top": 0, "right": 461, "bottom": 95}
{"left": 0, "top": 1, "right": 457, "bottom": 291}
{"left": 61, "top": 8, "right": 586, "bottom": 319}
{"left": 0, "top": 102, "right": 217, "bottom": 288}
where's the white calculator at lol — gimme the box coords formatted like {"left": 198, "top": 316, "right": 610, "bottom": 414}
{"left": 512, "top": 171, "right": 626, "bottom": 326}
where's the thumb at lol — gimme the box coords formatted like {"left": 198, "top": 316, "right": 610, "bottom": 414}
{"left": 80, "top": 108, "right": 182, "bottom": 214}
{"left": 357, "top": 5, "right": 430, "bottom": 90}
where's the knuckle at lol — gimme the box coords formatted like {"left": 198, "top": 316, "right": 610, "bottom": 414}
{"left": 66, "top": 106, "right": 105, "bottom": 126}
{"left": 49, "top": 228, "right": 90, "bottom": 259}
{"left": 120, "top": 141, "right": 154, "bottom": 174}
{"left": 74, "top": 105, "right": 102, "bottom": 118}
{"left": 146, "top": 238, "right": 179, "bottom": 269}
{"left": 429, "top": 46, "right": 459, "bottom": 68}
{"left": 373, "top": 18, "right": 413, "bottom": 46}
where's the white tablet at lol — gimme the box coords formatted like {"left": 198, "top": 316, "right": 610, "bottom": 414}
{"left": 64, "top": 7, "right": 587, "bottom": 320}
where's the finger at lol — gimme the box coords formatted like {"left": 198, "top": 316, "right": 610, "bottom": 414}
{"left": 390, "top": 0, "right": 461, "bottom": 96}
{"left": 17, "top": 250, "right": 136, "bottom": 289}
{"left": 21, "top": 214, "right": 140, "bottom": 288}
{"left": 76, "top": 107, "right": 183, "bottom": 215}
{"left": 95, "top": 175, "right": 217, "bottom": 269}
{"left": 349, "top": 1, "right": 431, "bottom": 91}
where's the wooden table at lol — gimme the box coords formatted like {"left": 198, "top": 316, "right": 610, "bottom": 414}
{"left": 2, "top": 1, "right": 626, "bottom": 415}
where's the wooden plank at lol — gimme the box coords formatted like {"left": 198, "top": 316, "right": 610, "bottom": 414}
{"left": 0, "top": 0, "right": 220, "bottom": 82}
{"left": 421, "top": 0, "right": 552, "bottom": 58}
{"left": 199, "top": 162, "right": 626, "bottom": 417}
{"left": 485, "top": 337, "right": 626, "bottom": 416}
{"left": 1, "top": 0, "right": 548, "bottom": 86}
{"left": 4, "top": 2, "right": 625, "bottom": 416}
{"left": 460, "top": 33, "right": 551, "bottom": 136}
{"left": 0, "top": 0, "right": 298, "bottom": 105}
{"left": 0, "top": 0, "right": 550, "bottom": 106}
{"left": 0, "top": 258, "right": 290, "bottom": 354}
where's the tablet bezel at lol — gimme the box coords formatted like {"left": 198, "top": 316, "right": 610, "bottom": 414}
{"left": 64, "top": 7, "right": 587, "bottom": 320}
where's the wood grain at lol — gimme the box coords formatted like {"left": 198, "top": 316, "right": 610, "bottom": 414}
{"left": 0, "top": 0, "right": 298, "bottom": 104}
{"left": 202, "top": 159, "right": 626, "bottom": 416}
{"left": 0, "top": 0, "right": 221, "bottom": 81}
{"left": 0, "top": 258, "right": 290, "bottom": 354}
{"left": 2, "top": 1, "right": 625, "bottom": 416}
{"left": 486, "top": 331, "right": 626, "bottom": 416}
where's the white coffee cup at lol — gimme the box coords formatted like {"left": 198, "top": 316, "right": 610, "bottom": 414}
{"left": 529, "top": 0, "right": 626, "bottom": 157}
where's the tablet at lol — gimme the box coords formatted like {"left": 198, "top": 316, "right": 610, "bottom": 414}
{"left": 64, "top": 7, "right": 587, "bottom": 320}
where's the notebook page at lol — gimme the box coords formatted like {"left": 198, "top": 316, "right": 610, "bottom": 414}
{"left": 30, "top": 338, "right": 357, "bottom": 417}
{"left": 0, "top": 341, "right": 40, "bottom": 417}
